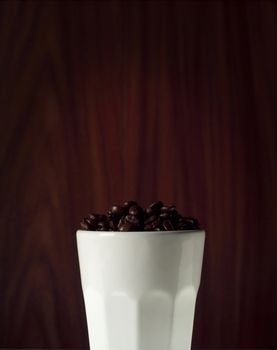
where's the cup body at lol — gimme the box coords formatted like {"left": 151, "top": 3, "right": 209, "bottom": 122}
{"left": 77, "top": 230, "right": 205, "bottom": 350}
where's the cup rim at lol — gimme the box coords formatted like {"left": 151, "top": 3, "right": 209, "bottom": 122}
{"left": 76, "top": 229, "right": 205, "bottom": 236}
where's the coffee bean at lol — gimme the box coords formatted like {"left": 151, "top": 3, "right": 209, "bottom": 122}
{"left": 85, "top": 217, "right": 97, "bottom": 227}
{"left": 177, "top": 220, "right": 185, "bottom": 228}
{"left": 84, "top": 219, "right": 95, "bottom": 228}
{"left": 168, "top": 205, "right": 178, "bottom": 217}
{"left": 80, "top": 221, "right": 90, "bottom": 230}
{"left": 117, "top": 215, "right": 126, "bottom": 230}
{"left": 176, "top": 214, "right": 184, "bottom": 222}
{"left": 117, "top": 215, "right": 139, "bottom": 231}
{"left": 169, "top": 213, "right": 178, "bottom": 223}
{"left": 160, "top": 212, "right": 169, "bottom": 219}
{"left": 80, "top": 216, "right": 98, "bottom": 230}
{"left": 160, "top": 206, "right": 169, "bottom": 213}
{"left": 168, "top": 205, "right": 176, "bottom": 212}
{"left": 144, "top": 222, "right": 158, "bottom": 230}
{"left": 145, "top": 215, "right": 158, "bottom": 225}
{"left": 163, "top": 219, "right": 174, "bottom": 230}
{"left": 146, "top": 201, "right": 163, "bottom": 216}
{"left": 144, "top": 217, "right": 161, "bottom": 230}
{"left": 126, "top": 214, "right": 139, "bottom": 226}
{"left": 97, "top": 221, "right": 109, "bottom": 230}
{"left": 149, "top": 201, "right": 164, "bottom": 210}
{"left": 111, "top": 205, "right": 119, "bottom": 213}
{"left": 118, "top": 221, "right": 134, "bottom": 231}
{"left": 118, "top": 225, "right": 128, "bottom": 231}
{"left": 184, "top": 217, "right": 200, "bottom": 229}
{"left": 185, "top": 217, "right": 196, "bottom": 224}
{"left": 123, "top": 200, "right": 137, "bottom": 209}
{"left": 146, "top": 207, "right": 154, "bottom": 216}
{"left": 110, "top": 205, "right": 124, "bottom": 216}
{"left": 129, "top": 205, "right": 140, "bottom": 216}
{"left": 108, "top": 220, "right": 117, "bottom": 230}
{"left": 144, "top": 224, "right": 154, "bottom": 230}
{"left": 89, "top": 213, "right": 99, "bottom": 221}
{"left": 152, "top": 218, "right": 161, "bottom": 229}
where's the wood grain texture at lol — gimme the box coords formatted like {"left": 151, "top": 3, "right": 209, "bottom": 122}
{"left": 0, "top": 1, "right": 277, "bottom": 348}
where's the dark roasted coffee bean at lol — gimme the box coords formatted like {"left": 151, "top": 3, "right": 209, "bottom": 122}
{"left": 145, "top": 215, "right": 157, "bottom": 225}
{"left": 89, "top": 213, "right": 99, "bottom": 221}
{"left": 110, "top": 205, "right": 124, "bottom": 216}
{"left": 84, "top": 217, "right": 95, "bottom": 226}
{"left": 177, "top": 221, "right": 186, "bottom": 229}
{"left": 117, "top": 215, "right": 128, "bottom": 231}
{"left": 118, "top": 224, "right": 126, "bottom": 231}
{"left": 123, "top": 200, "right": 137, "bottom": 209}
{"left": 80, "top": 217, "right": 97, "bottom": 230}
{"left": 168, "top": 205, "right": 176, "bottom": 212}
{"left": 144, "top": 222, "right": 158, "bottom": 231}
{"left": 80, "top": 221, "right": 90, "bottom": 230}
{"left": 186, "top": 217, "right": 200, "bottom": 229}
{"left": 85, "top": 219, "right": 97, "bottom": 229}
{"left": 111, "top": 205, "right": 119, "bottom": 214}
{"left": 163, "top": 219, "right": 174, "bottom": 230}
{"left": 97, "top": 221, "right": 109, "bottom": 230}
{"left": 149, "top": 201, "right": 164, "bottom": 210}
{"left": 145, "top": 207, "right": 154, "bottom": 216}
{"left": 125, "top": 214, "right": 139, "bottom": 226}
{"left": 109, "top": 212, "right": 120, "bottom": 221}
{"left": 144, "top": 217, "right": 161, "bottom": 230}
{"left": 146, "top": 201, "right": 163, "bottom": 216}
{"left": 118, "top": 221, "right": 134, "bottom": 231}
{"left": 160, "top": 206, "right": 169, "bottom": 213}
{"left": 129, "top": 205, "right": 141, "bottom": 216}
{"left": 169, "top": 212, "right": 179, "bottom": 223}
{"left": 108, "top": 220, "right": 116, "bottom": 230}
{"left": 184, "top": 217, "right": 195, "bottom": 223}
{"left": 168, "top": 206, "right": 178, "bottom": 217}
{"left": 176, "top": 214, "right": 184, "bottom": 222}
{"left": 160, "top": 212, "right": 169, "bottom": 219}
{"left": 151, "top": 218, "right": 161, "bottom": 229}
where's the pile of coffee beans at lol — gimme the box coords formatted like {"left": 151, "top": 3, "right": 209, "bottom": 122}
{"left": 80, "top": 201, "right": 200, "bottom": 232}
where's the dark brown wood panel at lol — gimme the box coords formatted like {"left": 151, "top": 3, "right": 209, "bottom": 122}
{"left": 0, "top": 1, "right": 277, "bottom": 348}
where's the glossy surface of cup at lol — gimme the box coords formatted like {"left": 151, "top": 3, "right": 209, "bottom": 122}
{"left": 77, "top": 230, "right": 205, "bottom": 350}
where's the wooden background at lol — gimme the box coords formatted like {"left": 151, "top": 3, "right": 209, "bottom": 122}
{"left": 0, "top": 1, "right": 277, "bottom": 348}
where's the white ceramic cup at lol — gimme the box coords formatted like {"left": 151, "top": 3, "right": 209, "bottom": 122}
{"left": 77, "top": 229, "right": 205, "bottom": 350}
